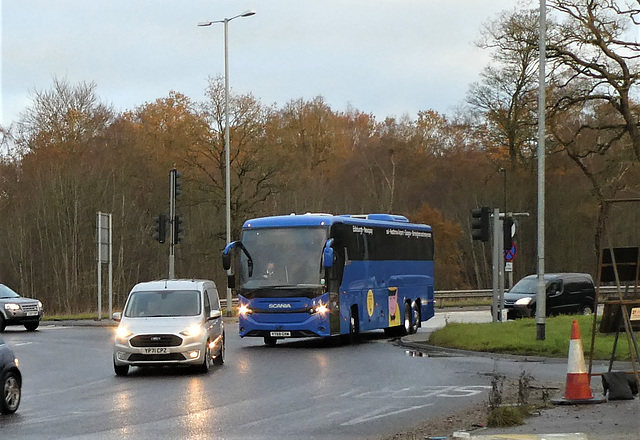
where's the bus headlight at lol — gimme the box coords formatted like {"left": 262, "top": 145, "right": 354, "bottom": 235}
{"left": 311, "top": 303, "right": 329, "bottom": 315}
{"left": 238, "top": 304, "right": 252, "bottom": 315}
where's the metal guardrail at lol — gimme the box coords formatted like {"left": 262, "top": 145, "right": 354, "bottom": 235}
{"left": 221, "top": 286, "right": 627, "bottom": 310}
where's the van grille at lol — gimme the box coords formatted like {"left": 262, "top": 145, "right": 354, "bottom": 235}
{"left": 130, "top": 334, "right": 182, "bottom": 347}
{"left": 128, "top": 353, "right": 186, "bottom": 362}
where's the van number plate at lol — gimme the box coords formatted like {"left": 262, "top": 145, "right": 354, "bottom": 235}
{"left": 144, "top": 347, "right": 168, "bottom": 354}
{"left": 270, "top": 331, "right": 290, "bottom": 337}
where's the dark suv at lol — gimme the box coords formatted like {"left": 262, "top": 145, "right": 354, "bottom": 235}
{"left": 503, "top": 273, "right": 596, "bottom": 319}
{"left": 0, "top": 284, "right": 43, "bottom": 332}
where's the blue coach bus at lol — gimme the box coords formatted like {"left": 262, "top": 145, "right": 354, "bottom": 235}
{"left": 222, "top": 213, "right": 435, "bottom": 345}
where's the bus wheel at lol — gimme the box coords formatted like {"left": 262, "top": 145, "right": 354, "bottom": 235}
{"left": 402, "top": 302, "right": 412, "bottom": 336}
{"left": 264, "top": 336, "right": 277, "bottom": 347}
{"left": 348, "top": 309, "right": 360, "bottom": 344}
{"left": 410, "top": 302, "right": 420, "bottom": 334}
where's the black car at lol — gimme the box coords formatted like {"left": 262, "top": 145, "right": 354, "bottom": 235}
{"left": 503, "top": 273, "right": 596, "bottom": 319}
{"left": 0, "top": 337, "right": 21, "bottom": 414}
{"left": 0, "top": 284, "right": 44, "bottom": 332}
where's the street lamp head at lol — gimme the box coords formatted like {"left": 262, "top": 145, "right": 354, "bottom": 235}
{"left": 198, "top": 10, "right": 255, "bottom": 27}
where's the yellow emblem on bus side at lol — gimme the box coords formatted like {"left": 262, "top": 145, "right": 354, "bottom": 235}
{"left": 367, "top": 290, "right": 375, "bottom": 317}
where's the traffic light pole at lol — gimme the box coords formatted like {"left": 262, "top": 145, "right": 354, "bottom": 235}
{"left": 169, "top": 171, "right": 176, "bottom": 279}
{"left": 491, "top": 208, "right": 502, "bottom": 323}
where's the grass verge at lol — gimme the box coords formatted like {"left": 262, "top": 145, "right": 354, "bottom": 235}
{"left": 428, "top": 314, "right": 638, "bottom": 360}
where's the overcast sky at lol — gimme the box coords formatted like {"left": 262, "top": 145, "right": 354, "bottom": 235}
{"left": 1, "top": 0, "right": 525, "bottom": 127}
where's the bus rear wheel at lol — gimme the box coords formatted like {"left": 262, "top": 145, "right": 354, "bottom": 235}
{"left": 402, "top": 302, "right": 412, "bottom": 336}
{"left": 410, "top": 302, "right": 420, "bottom": 334}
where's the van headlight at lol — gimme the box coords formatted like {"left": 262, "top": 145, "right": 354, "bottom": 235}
{"left": 515, "top": 297, "right": 533, "bottom": 306}
{"left": 115, "top": 325, "right": 132, "bottom": 342}
{"left": 181, "top": 324, "right": 203, "bottom": 337}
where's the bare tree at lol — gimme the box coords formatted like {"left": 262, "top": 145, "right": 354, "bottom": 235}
{"left": 468, "top": 9, "right": 541, "bottom": 167}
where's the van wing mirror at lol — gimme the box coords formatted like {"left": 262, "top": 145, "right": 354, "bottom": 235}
{"left": 112, "top": 312, "right": 122, "bottom": 321}
{"left": 210, "top": 309, "right": 222, "bottom": 319}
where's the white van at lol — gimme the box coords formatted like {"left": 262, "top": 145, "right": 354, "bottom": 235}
{"left": 112, "top": 279, "right": 225, "bottom": 376}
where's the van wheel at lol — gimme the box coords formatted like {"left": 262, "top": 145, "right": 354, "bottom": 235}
{"left": 580, "top": 305, "right": 593, "bottom": 315}
{"left": 197, "top": 344, "right": 212, "bottom": 373}
{"left": 113, "top": 357, "right": 129, "bottom": 376}
{"left": 213, "top": 336, "right": 225, "bottom": 366}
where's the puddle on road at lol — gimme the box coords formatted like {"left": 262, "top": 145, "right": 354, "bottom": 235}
{"left": 405, "top": 350, "right": 429, "bottom": 358}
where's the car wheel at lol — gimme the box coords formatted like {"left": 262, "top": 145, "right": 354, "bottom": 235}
{"left": 580, "top": 305, "right": 593, "bottom": 315}
{"left": 213, "top": 335, "right": 225, "bottom": 366}
{"left": 2, "top": 371, "right": 21, "bottom": 414}
{"left": 264, "top": 336, "right": 277, "bottom": 347}
{"left": 24, "top": 321, "right": 39, "bottom": 331}
{"left": 0, "top": 315, "right": 5, "bottom": 333}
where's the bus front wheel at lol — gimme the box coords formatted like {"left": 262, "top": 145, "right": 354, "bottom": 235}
{"left": 264, "top": 336, "right": 277, "bottom": 346}
{"left": 348, "top": 308, "right": 360, "bottom": 344}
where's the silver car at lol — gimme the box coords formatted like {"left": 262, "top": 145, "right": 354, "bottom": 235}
{"left": 112, "top": 279, "right": 225, "bottom": 376}
{"left": 0, "top": 284, "right": 43, "bottom": 332}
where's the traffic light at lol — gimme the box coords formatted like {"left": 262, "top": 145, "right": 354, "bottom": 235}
{"left": 152, "top": 214, "right": 167, "bottom": 244}
{"left": 471, "top": 207, "right": 491, "bottom": 242}
{"left": 503, "top": 216, "right": 514, "bottom": 251}
{"left": 171, "top": 168, "right": 182, "bottom": 201}
{"left": 173, "top": 215, "right": 184, "bottom": 244}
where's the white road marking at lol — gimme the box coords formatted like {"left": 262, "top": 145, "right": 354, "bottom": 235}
{"left": 341, "top": 403, "right": 434, "bottom": 426}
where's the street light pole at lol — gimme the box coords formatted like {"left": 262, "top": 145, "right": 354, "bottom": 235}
{"left": 199, "top": 10, "right": 256, "bottom": 316}
{"left": 536, "top": 0, "right": 547, "bottom": 340}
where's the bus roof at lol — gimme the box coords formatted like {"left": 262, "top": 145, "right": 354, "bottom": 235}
{"left": 242, "top": 213, "right": 432, "bottom": 231}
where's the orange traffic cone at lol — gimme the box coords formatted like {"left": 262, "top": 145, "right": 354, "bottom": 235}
{"left": 552, "top": 320, "right": 606, "bottom": 405}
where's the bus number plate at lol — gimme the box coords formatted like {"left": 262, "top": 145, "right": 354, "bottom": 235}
{"left": 270, "top": 331, "right": 290, "bottom": 337}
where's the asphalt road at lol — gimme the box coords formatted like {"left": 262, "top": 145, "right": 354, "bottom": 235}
{"left": 0, "top": 315, "right": 526, "bottom": 440}
{"left": 1, "top": 311, "right": 627, "bottom": 440}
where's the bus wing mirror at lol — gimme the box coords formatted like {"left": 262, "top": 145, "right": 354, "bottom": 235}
{"left": 323, "top": 239, "right": 334, "bottom": 268}
{"left": 223, "top": 241, "right": 254, "bottom": 277}
{"left": 222, "top": 241, "right": 236, "bottom": 270}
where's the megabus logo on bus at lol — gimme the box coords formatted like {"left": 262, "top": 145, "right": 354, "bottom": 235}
{"left": 352, "top": 226, "right": 373, "bottom": 234}
{"left": 386, "top": 229, "right": 431, "bottom": 238}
